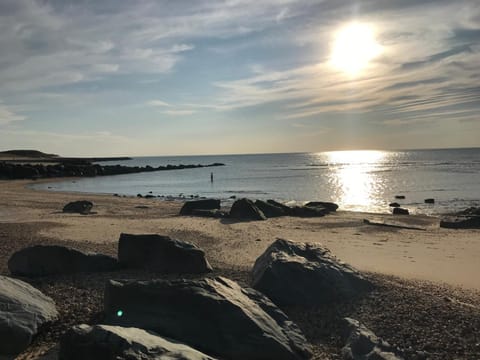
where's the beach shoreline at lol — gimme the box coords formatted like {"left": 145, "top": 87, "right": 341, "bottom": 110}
{"left": 1, "top": 179, "right": 480, "bottom": 359}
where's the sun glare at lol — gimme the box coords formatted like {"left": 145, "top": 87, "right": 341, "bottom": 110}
{"left": 330, "top": 22, "right": 382, "bottom": 75}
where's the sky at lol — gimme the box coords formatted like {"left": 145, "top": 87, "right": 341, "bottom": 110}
{"left": 0, "top": 0, "right": 479, "bottom": 156}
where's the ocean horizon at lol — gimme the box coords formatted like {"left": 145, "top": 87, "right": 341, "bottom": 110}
{"left": 32, "top": 147, "right": 480, "bottom": 215}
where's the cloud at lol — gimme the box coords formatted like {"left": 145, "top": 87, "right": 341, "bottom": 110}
{"left": 147, "top": 100, "right": 171, "bottom": 107}
{"left": 0, "top": 104, "right": 25, "bottom": 125}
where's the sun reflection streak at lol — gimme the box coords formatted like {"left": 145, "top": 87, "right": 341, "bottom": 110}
{"left": 324, "top": 150, "right": 386, "bottom": 212}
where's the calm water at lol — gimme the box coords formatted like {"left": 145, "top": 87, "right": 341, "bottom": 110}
{"left": 32, "top": 148, "right": 480, "bottom": 215}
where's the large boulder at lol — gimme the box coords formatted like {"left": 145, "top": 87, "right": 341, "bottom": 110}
{"left": 180, "top": 199, "right": 221, "bottom": 215}
{"left": 118, "top": 233, "right": 212, "bottom": 274}
{"left": 8, "top": 245, "right": 119, "bottom": 277}
{"left": 62, "top": 200, "right": 93, "bottom": 214}
{"left": 252, "top": 239, "right": 373, "bottom": 306}
{"left": 304, "top": 201, "right": 339, "bottom": 212}
{"left": 229, "top": 198, "right": 266, "bottom": 221}
{"left": 59, "top": 324, "right": 216, "bottom": 360}
{"left": 341, "top": 318, "right": 404, "bottom": 360}
{"left": 255, "top": 200, "right": 287, "bottom": 218}
{"left": 0, "top": 275, "right": 58, "bottom": 355}
{"left": 104, "top": 276, "right": 312, "bottom": 360}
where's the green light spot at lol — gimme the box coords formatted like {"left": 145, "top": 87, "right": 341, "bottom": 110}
{"left": 117, "top": 310, "right": 123, "bottom": 317}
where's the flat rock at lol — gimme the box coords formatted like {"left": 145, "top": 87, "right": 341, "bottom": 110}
{"left": 341, "top": 318, "right": 403, "bottom": 360}
{"left": 255, "top": 200, "right": 287, "bottom": 217}
{"left": 118, "top": 233, "right": 212, "bottom": 273}
{"left": 229, "top": 198, "right": 266, "bottom": 220}
{"left": 8, "top": 245, "right": 119, "bottom": 277}
{"left": 190, "top": 209, "right": 228, "bottom": 218}
{"left": 267, "top": 199, "right": 293, "bottom": 214}
{"left": 440, "top": 216, "right": 480, "bottom": 229}
{"left": 104, "top": 276, "right": 312, "bottom": 360}
{"left": 291, "top": 206, "right": 328, "bottom": 217}
{"left": 59, "top": 324, "right": 216, "bottom": 360}
{"left": 180, "top": 199, "right": 220, "bottom": 215}
{"left": 304, "top": 201, "right": 339, "bottom": 212}
{"left": 62, "top": 200, "right": 93, "bottom": 214}
{"left": 0, "top": 275, "right": 58, "bottom": 355}
{"left": 251, "top": 239, "right": 373, "bottom": 306}
{"left": 392, "top": 207, "right": 409, "bottom": 215}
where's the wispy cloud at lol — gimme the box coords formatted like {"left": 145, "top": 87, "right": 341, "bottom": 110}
{"left": 0, "top": 104, "right": 25, "bottom": 125}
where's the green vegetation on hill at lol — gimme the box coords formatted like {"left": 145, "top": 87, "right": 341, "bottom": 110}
{"left": 0, "top": 150, "right": 58, "bottom": 158}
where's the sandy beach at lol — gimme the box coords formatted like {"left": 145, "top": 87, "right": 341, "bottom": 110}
{"left": 1, "top": 179, "right": 480, "bottom": 359}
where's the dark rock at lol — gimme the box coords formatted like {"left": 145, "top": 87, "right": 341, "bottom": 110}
{"left": 304, "top": 201, "right": 339, "bottom": 212}
{"left": 424, "top": 198, "right": 435, "bottom": 204}
{"left": 392, "top": 207, "right": 409, "bottom": 215}
{"left": 457, "top": 207, "right": 480, "bottom": 216}
{"left": 389, "top": 202, "right": 400, "bottom": 208}
{"left": 229, "top": 198, "right": 266, "bottom": 220}
{"left": 104, "top": 276, "right": 312, "bottom": 360}
{"left": 291, "top": 206, "right": 328, "bottom": 217}
{"left": 0, "top": 275, "right": 58, "bottom": 355}
{"left": 341, "top": 318, "right": 404, "bottom": 360}
{"left": 251, "top": 239, "right": 373, "bottom": 306}
{"left": 8, "top": 245, "right": 119, "bottom": 277}
{"left": 118, "top": 233, "right": 212, "bottom": 274}
{"left": 440, "top": 216, "right": 480, "bottom": 229}
{"left": 394, "top": 195, "right": 405, "bottom": 199}
{"left": 59, "top": 324, "right": 216, "bottom": 360}
{"left": 62, "top": 200, "right": 93, "bottom": 214}
{"left": 137, "top": 194, "right": 143, "bottom": 198}
{"left": 144, "top": 194, "right": 155, "bottom": 199}
{"left": 190, "top": 209, "right": 228, "bottom": 218}
{"left": 267, "top": 200, "right": 293, "bottom": 214}
{"left": 255, "top": 200, "right": 286, "bottom": 218}
{"left": 180, "top": 199, "right": 221, "bottom": 215}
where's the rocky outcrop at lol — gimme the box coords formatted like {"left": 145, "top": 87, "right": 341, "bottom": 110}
{"left": 440, "top": 216, "right": 480, "bottom": 229}
{"left": 0, "top": 275, "right": 58, "bottom": 355}
{"left": 252, "top": 239, "right": 373, "bottom": 306}
{"left": 229, "top": 198, "right": 267, "bottom": 220}
{"left": 118, "top": 233, "right": 212, "bottom": 273}
{"left": 62, "top": 200, "right": 93, "bottom": 214}
{"left": 267, "top": 199, "right": 294, "bottom": 214}
{"left": 388, "top": 202, "right": 400, "bottom": 208}
{"left": 392, "top": 207, "right": 409, "bottom": 215}
{"left": 341, "top": 318, "right": 404, "bottom": 360}
{"left": 8, "top": 245, "right": 119, "bottom": 277}
{"left": 59, "top": 324, "right": 216, "bottom": 360}
{"left": 179, "top": 199, "right": 221, "bottom": 215}
{"left": 424, "top": 198, "right": 435, "bottom": 204}
{"left": 104, "top": 276, "right": 312, "bottom": 360}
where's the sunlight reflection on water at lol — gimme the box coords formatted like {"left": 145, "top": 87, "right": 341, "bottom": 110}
{"left": 323, "top": 150, "right": 389, "bottom": 212}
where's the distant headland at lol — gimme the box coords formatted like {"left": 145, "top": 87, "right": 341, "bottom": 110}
{"left": 0, "top": 150, "right": 224, "bottom": 180}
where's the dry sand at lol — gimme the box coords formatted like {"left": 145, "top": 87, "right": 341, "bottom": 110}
{"left": 2, "top": 180, "right": 479, "bottom": 289}
{"left": 1, "top": 179, "right": 480, "bottom": 359}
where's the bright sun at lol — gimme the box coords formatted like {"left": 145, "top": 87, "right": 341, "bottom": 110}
{"left": 330, "top": 22, "right": 382, "bottom": 75}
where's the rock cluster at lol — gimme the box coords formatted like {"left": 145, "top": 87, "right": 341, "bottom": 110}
{"left": 181, "top": 197, "right": 339, "bottom": 221}
{"left": 62, "top": 200, "right": 93, "bottom": 214}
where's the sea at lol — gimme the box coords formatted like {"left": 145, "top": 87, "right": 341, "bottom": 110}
{"left": 31, "top": 148, "right": 480, "bottom": 215}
